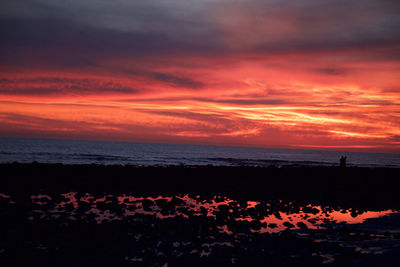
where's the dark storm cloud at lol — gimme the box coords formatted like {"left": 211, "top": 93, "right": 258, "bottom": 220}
{"left": 0, "top": 0, "right": 399, "bottom": 72}
{"left": 0, "top": 18, "right": 217, "bottom": 68}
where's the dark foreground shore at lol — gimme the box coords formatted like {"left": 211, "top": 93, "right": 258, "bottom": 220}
{"left": 2, "top": 163, "right": 400, "bottom": 207}
{"left": 1, "top": 163, "right": 400, "bottom": 266}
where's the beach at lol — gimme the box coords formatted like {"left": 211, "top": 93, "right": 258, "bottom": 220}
{"left": 2, "top": 0, "right": 399, "bottom": 265}
{"left": 1, "top": 163, "right": 399, "bottom": 266}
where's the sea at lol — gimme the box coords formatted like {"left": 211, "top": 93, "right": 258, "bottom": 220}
{"left": 0, "top": 137, "right": 399, "bottom": 168}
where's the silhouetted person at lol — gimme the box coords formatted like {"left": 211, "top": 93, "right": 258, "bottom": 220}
{"left": 340, "top": 156, "right": 347, "bottom": 168}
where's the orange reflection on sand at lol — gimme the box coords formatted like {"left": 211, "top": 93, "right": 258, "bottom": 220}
{"left": 27, "top": 193, "right": 398, "bottom": 234}
{"left": 328, "top": 210, "right": 395, "bottom": 225}
{"left": 248, "top": 205, "right": 397, "bottom": 233}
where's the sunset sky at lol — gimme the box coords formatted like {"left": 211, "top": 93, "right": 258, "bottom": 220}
{"left": 1, "top": 0, "right": 399, "bottom": 152}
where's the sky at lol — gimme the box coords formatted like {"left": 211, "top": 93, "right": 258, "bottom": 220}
{"left": 0, "top": 0, "right": 399, "bottom": 153}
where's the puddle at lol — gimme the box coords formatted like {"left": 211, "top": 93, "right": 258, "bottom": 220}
{"left": 21, "top": 192, "right": 398, "bottom": 234}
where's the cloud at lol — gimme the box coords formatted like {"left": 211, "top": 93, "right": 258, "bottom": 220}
{"left": 0, "top": 77, "right": 138, "bottom": 96}
{"left": 1, "top": 0, "right": 399, "bottom": 69}
{"left": 150, "top": 72, "right": 204, "bottom": 89}
{"left": 0, "top": 70, "right": 206, "bottom": 96}
{"left": 312, "top": 68, "right": 348, "bottom": 76}
{"left": 0, "top": 18, "right": 194, "bottom": 68}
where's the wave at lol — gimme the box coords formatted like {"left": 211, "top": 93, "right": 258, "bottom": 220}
{"left": 207, "top": 157, "right": 333, "bottom": 166}
{"left": 69, "top": 153, "right": 132, "bottom": 162}
{"left": 0, "top": 151, "right": 132, "bottom": 163}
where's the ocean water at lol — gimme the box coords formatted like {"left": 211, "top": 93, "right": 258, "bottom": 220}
{"left": 0, "top": 137, "right": 399, "bottom": 168}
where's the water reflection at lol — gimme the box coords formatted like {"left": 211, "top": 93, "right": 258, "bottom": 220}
{"left": 1, "top": 192, "right": 399, "bottom": 265}
{"left": 19, "top": 193, "right": 397, "bottom": 233}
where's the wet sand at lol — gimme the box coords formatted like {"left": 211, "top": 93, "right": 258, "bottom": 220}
{"left": 1, "top": 163, "right": 399, "bottom": 266}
